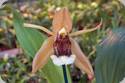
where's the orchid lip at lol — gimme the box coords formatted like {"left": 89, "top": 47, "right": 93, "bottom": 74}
{"left": 52, "top": 33, "right": 75, "bottom": 66}
{"left": 53, "top": 32, "right": 71, "bottom": 57}
{"left": 52, "top": 27, "right": 75, "bottom": 66}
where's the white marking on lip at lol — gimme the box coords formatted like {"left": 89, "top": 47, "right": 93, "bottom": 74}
{"left": 50, "top": 55, "right": 76, "bottom": 66}
{"left": 0, "top": 76, "right": 5, "bottom": 83}
{"left": 119, "top": 0, "right": 125, "bottom": 6}
{"left": 120, "top": 77, "right": 125, "bottom": 83}
{"left": 0, "top": 0, "right": 8, "bottom": 9}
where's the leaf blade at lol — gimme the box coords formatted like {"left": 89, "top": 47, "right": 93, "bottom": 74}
{"left": 95, "top": 28, "right": 125, "bottom": 83}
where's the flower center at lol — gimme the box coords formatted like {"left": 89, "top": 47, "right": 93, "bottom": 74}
{"left": 53, "top": 27, "right": 72, "bottom": 56}
{"left": 51, "top": 28, "right": 76, "bottom": 66}
{"left": 53, "top": 34, "right": 72, "bottom": 57}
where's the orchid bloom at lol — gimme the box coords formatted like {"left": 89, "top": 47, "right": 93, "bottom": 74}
{"left": 24, "top": 7, "right": 102, "bottom": 80}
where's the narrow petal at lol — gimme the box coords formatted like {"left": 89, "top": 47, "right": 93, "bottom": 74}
{"left": 69, "top": 19, "right": 102, "bottom": 37}
{"left": 32, "top": 36, "right": 54, "bottom": 73}
{"left": 52, "top": 7, "right": 72, "bottom": 33}
{"left": 75, "top": 59, "right": 94, "bottom": 80}
{"left": 70, "top": 38, "right": 94, "bottom": 79}
{"left": 24, "top": 23, "right": 53, "bottom": 36}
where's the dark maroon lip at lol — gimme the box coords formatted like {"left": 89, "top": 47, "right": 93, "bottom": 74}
{"left": 53, "top": 34, "right": 72, "bottom": 57}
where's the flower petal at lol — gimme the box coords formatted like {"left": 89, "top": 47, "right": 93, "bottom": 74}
{"left": 69, "top": 19, "right": 102, "bottom": 37}
{"left": 32, "top": 36, "right": 54, "bottom": 73}
{"left": 70, "top": 38, "right": 94, "bottom": 79}
{"left": 52, "top": 7, "right": 72, "bottom": 33}
{"left": 75, "top": 59, "right": 94, "bottom": 80}
{"left": 24, "top": 23, "right": 53, "bottom": 36}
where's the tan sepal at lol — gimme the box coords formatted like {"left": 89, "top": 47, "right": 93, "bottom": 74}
{"left": 32, "top": 36, "right": 54, "bottom": 73}
{"left": 70, "top": 38, "right": 94, "bottom": 79}
{"left": 52, "top": 7, "right": 72, "bottom": 33}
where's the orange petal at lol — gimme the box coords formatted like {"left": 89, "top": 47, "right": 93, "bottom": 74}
{"left": 52, "top": 7, "right": 72, "bottom": 33}
{"left": 32, "top": 36, "right": 54, "bottom": 73}
{"left": 70, "top": 38, "right": 94, "bottom": 79}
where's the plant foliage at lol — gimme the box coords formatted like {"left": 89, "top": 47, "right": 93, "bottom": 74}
{"left": 95, "top": 28, "right": 125, "bottom": 83}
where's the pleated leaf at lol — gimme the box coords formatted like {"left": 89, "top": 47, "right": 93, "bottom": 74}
{"left": 13, "top": 10, "right": 72, "bottom": 83}
{"left": 95, "top": 28, "right": 125, "bottom": 83}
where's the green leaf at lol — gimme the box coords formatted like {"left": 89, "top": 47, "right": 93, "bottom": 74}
{"left": 13, "top": 10, "right": 72, "bottom": 83}
{"left": 95, "top": 28, "right": 125, "bottom": 83}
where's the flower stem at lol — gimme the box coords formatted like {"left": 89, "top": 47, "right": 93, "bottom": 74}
{"left": 62, "top": 65, "right": 68, "bottom": 83}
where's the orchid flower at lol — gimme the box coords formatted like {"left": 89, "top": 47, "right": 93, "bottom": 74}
{"left": 24, "top": 7, "right": 102, "bottom": 80}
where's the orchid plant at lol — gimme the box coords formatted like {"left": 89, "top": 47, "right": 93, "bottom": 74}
{"left": 24, "top": 7, "right": 102, "bottom": 82}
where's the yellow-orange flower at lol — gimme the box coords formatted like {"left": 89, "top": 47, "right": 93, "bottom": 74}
{"left": 24, "top": 7, "right": 102, "bottom": 80}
